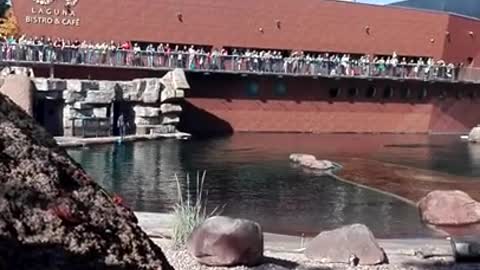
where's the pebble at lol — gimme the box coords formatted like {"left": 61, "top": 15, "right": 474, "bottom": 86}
{"left": 157, "top": 242, "right": 480, "bottom": 270}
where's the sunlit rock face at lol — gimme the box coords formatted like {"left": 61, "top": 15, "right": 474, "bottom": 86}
{"left": 418, "top": 190, "right": 480, "bottom": 226}
{"left": 0, "top": 91, "right": 174, "bottom": 270}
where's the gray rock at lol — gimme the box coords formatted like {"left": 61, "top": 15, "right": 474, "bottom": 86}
{"left": 33, "top": 79, "right": 66, "bottom": 92}
{"left": 160, "top": 103, "right": 182, "bottom": 114}
{"left": 141, "top": 79, "right": 162, "bottom": 104}
{"left": 134, "top": 106, "right": 162, "bottom": 117}
{"left": 63, "top": 105, "right": 93, "bottom": 122}
{"left": 120, "top": 82, "right": 140, "bottom": 101}
{"left": 66, "top": 79, "right": 83, "bottom": 92}
{"left": 172, "top": 68, "right": 190, "bottom": 90}
{"left": 153, "top": 125, "right": 177, "bottom": 134}
{"left": 98, "top": 80, "right": 117, "bottom": 92}
{"left": 418, "top": 190, "right": 480, "bottom": 226}
{"left": 305, "top": 224, "right": 387, "bottom": 265}
{"left": 32, "top": 78, "right": 49, "bottom": 91}
{"left": 84, "top": 90, "right": 115, "bottom": 104}
{"left": 160, "top": 72, "right": 174, "bottom": 90}
{"left": 161, "top": 89, "right": 184, "bottom": 103}
{"left": 47, "top": 79, "right": 67, "bottom": 91}
{"left": 63, "top": 90, "right": 85, "bottom": 104}
{"left": 81, "top": 81, "right": 100, "bottom": 91}
{"left": 92, "top": 107, "right": 108, "bottom": 118}
{"left": 135, "top": 117, "right": 162, "bottom": 126}
{"left": 161, "top": 114, "right": 180, "bottom": 125}
{"left": 289, "top": 153, "right": 317, "bottom": 163}
{"left": 289, "top": 153, "right": 340, "bottom": 172}
{"left": 187, "top": 216, "right": 264, "bottom": 266}
{"left": 72, "top": 102, "right": 93, "bottom": 110}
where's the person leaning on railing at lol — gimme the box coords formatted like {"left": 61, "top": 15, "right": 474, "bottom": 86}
{"left": 0, "top": 34, "right": 470, "bottom": 82}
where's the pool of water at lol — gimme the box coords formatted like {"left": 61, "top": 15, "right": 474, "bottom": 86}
{"left": 67, "top": 133, "right": 480, "bottom": 238}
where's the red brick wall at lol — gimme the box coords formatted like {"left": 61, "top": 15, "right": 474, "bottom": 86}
{"left": 15, "top": 0, "right": 447, "bottom": 57}
{"left": 443, "top": 16, "right": 480, "bottom": 66}
{"left": 181, "top": 73, "right": 480, "bottom": 134}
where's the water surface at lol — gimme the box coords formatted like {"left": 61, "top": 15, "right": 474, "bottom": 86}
{"left": 67, "top": 134, "right": 480, "bottom": 238}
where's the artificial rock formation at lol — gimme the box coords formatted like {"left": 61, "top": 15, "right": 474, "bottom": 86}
{"left": 0, "top": 91, "right": 173, "bottom": 269}
{"left": 468, "top": 126, "right": 480, "bottom": 143}
{"left": 305, "top": 224, "right": 387, "bottom": 265}
{"left": 187, "top": 216, "right": 264, "bottom": 266}
{"left": 289, "top": 153, "right": 341, "bottom": 173}
{"left": 33, "top": 68, "right": 190, "bottom": 137}
{"left": 418, "top": 190, "right": 480, "bottom": 226}
{"left": 0, "top": 74, "right": 34, "bottom": 116}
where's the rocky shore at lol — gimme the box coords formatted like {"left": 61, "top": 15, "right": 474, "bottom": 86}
{"left": 136, "top": 212, "right": 479, "bottom": 270}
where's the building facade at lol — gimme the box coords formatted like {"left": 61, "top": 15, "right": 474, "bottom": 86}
{"left": 8, "top": 0, "right": 480, "bottom": 135}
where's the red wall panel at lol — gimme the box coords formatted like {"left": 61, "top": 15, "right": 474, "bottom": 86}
{"left": 14, "top": 0, "right": 447, "bottom": 58}
{"left": 180, "top": 73, "right": 480, "bottom": 134}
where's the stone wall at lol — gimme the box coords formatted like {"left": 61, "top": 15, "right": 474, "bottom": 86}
{"left": 32, "top": 68, "right": 189, "bottom": 137}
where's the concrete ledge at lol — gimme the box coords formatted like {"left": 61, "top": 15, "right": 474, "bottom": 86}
{"left": 55, "top": 133, "right": 191, "bottom": 148}
{"left": 135, "top": 212, "right": 458, "bottom": 266}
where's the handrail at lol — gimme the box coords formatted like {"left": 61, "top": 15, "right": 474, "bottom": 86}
{"left": 0, "top": 42, "right": 472, "bottom": 82}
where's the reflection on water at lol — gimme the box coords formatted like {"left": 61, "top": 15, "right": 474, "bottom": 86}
{"left": 67, "top": 134, "right": 480, "bottom": 238}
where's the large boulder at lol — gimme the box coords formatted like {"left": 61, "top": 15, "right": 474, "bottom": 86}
{"left": 418, "top": 190, "right": 480, "bottom": 226}
{"left": 305, "top": 224, "right": 387, "bottom": 265}
{"left": 0, "top": 92, "right": 173, "bottom": 270}
{"left": 469, "top": 126, "right": 480, "bottom": 143}
{"left": 0, "top": 74, "right": 34, "bottom": 116}
{"left": 187, "top": 216, "right": 263, "bottom": 266}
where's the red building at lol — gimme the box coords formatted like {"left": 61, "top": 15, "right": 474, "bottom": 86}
{"left": 11, "top": 0, "right": 480, "bottom": 134}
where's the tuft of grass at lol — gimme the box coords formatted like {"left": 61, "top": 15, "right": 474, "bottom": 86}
{"left": 172, "top": 171, "right": 221, "bottom": 249}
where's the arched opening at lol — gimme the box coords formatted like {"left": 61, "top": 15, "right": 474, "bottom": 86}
{"left": 348, "top": 87, "right": 358, "bottom": 98}
{"left": 274, "top": 81, "right": 287, "bottom": 96}
{"left": 418, "top": 88, "right": 428, "bottom": 100}
{"left": 366, "top": 86, "right": 376, "bottom": 98}
{"left": 468, "top": 91, "right": 476, "bottom": 100}
{"left": 439, "top": 90, "right": 447, "bottom": 100}
{"left": 456, "top": 90, "right": 464, "bottom": 100}
{"left": 400, "top": 88, "right": 411, "bottom": 99}
{"left": 383, "top": 86, "right": 394, "bottom": 99}
{"left": 329, "top": 88, "right": 341, "bottom": 98}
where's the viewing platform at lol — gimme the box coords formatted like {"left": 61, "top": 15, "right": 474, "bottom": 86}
{"left": 2, "top": 44, "right": 480, "bottom": 84}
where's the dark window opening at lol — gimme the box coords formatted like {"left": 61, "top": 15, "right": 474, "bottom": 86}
{"left": 468, "top": 91, "right": 476, "bottom": 100}
{"left": 383, "top": 86, "right": 393, "bottom": 99}
{"left": 348, "top": 87, "right": 358, "bottom": 98}
{"left": 400, "top": 88, "right": 411, "bottom": 99}
{"left": 418, "top": 88, "right": 428, "bottom": 100}
{"left": 329, "top": 88, "right": 341, "bottom": 98}
{"left": 274, "top": 81, "right": 287, "bottom": 96}
{"left": 456, "top": 90, "right": 464, "bottom": 99}
{"left": 439, "top": 90, "right": 447, "bottom": 100}
{"left": 246, "top": 81, "right": 259, "bottom": 97}
{"left": 366, "top": 86, "right": 376, "bottom": 98}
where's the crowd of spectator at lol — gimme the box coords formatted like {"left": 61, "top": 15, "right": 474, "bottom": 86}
{"left": 0, "top": 35, "right": 461, "bottom": 81}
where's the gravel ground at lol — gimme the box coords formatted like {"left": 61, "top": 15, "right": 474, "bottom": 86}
{"left": 155, "top": 240, "right": 480, "bottom": 270}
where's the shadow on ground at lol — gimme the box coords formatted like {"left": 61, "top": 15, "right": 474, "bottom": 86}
{"left": 0, "top": 237, "right": 131, "bottom": 270}
{"left": 401, "top": 261, "right": 480, "bottom": 269}
{"left": 260, "top": 256, "right": 333, "bottom": 270}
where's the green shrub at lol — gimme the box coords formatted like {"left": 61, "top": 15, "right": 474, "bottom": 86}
{"left": 172, "top": 171, "right": 221, "bottom": 249}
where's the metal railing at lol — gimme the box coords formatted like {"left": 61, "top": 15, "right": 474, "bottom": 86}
{"left": 71, "top": 117, "right": 111, "bottom": 138}
{"left": 0, "top": 43, "right": 474, "bottom": 82}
